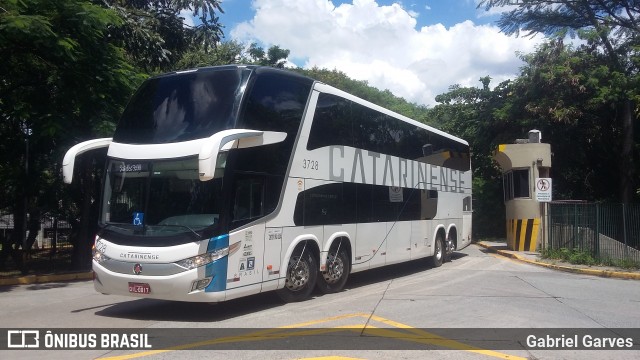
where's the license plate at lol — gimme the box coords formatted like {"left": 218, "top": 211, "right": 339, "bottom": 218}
{"left": 128, "top": 282, "right": 151, "bottom": 294}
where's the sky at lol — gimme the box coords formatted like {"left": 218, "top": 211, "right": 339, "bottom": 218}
{"left": 210, "top": 0, "right": 546, "bottom": 106}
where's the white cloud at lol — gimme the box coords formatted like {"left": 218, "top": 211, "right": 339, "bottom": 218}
{"left": 231, "top": 0, "right": 544, "bottom": 106}
{"left": 179, "top": 9, "right": 196, "bottom": 27}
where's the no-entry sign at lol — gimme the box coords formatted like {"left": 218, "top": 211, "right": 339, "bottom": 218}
{"left": 535, "top": 178, "right": 552, "bottom": 202}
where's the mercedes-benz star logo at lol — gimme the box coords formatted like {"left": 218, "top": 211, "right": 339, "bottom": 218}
{"left": 133, "top": 263, "right": 143, "bottom": 275}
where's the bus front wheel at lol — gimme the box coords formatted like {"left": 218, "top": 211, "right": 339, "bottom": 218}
{"left": 316, "top": 244, "right": 350, "bottom": 294}
{"left": 277, "top": 246, "right": 317, "bottom": 302}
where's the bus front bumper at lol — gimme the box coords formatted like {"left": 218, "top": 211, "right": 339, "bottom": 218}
{"left": 93, "top": 261, "right": 227, "bottom": 302}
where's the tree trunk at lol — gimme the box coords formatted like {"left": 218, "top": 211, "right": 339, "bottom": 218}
{"left": 10, "top": 199, "right": 25, "bottom": 273}
{"left": 620, "top": 99, "right": 635, "bottom": 203}
{"left": 26, "top": 207, "right": 41, "bottom": 251}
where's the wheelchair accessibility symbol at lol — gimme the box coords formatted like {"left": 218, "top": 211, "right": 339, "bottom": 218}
{"left": 133, "top": 212, "right": 144, "bottom": 226}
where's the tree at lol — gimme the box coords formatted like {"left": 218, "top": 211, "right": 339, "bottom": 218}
{"left": 177, "top": 41, "right": 292, "bottom": 69}
{"left": 430, "top": 77, "right": 514, "bottom": 237}
{"left": 176, "top": 40, "right": 248, "bottom": 68}
{"left": 295, "top": 67, "right": 430, "bottom": 122}
{"left": 479, "top": 0, "right": 640, "bottom": 202}
{"left": 0, "top": 0, "right": 232, "bottom": 272}
{"left": 102, "top": 0, "right": 225, "bottom": 71}
{"left": 247, "top": 43, "right": 290, "bottom": 68}
{"left": 0, "top": 0, "right": 143, "bottom": 270}
{"left": 505, "top": 40, "right": 623, "bottom": 201}
{"left": 430, "top": 37, "right": 639, "bottom": 237}
{"left": 1, "top": 0, "right": 227, "bottom": 271}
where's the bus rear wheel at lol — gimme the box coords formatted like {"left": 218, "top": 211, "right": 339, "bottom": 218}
{"left": 429, "top": 234, "right": 444, "bottom": 268}
{"left": 316, "top": 244, "right": 350, "bottom": 294}
{"left": 277, "top": 246, "right": 317, "bottom": 302}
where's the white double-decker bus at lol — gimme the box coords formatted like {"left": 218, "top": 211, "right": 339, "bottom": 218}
{"left": 63, "top": 65, "right": 472, "bottom": 302}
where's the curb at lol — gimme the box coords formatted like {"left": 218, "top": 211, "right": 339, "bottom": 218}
{"left": 0, "top": 271, "right": 93, "bottom": 286}
{"left": 475, "top": 242, "right": 640, "bottom": 280}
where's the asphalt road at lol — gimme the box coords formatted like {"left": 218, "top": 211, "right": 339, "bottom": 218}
{"left": 1, "top": 244, "right": 639, "bottom": 360}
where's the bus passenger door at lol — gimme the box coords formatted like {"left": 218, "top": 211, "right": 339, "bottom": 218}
{"left": 226, "top": 176, "right": 266, "bottom": 295}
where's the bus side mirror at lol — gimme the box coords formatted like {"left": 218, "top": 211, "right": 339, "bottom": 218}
{"left": 198, "top": 129, "right": 287, "bottom": 181}
{"left": 62, "top": 138, "right": 112, "bottom": 184}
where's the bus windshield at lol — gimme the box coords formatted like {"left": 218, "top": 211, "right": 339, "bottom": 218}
{"left": 100, "top": 157, "right": 223, "bottom": 237}
{"left": 113, "top": 67, "right": 249, "bottom": 144}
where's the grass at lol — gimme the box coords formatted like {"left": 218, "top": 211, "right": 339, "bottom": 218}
{"left": 540, "top": 247, "right": 640, "bottom": 270}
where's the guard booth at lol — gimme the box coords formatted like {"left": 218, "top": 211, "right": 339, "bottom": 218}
{"left": 494, "top": 130, "right": 551, "bottom": 251}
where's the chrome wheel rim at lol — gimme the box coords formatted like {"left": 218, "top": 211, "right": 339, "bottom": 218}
{"left": 323, "top": 253, "right": 344, "bottom": 284}
{"left": 286, "top": 256, "right": 310, "bottom": 291}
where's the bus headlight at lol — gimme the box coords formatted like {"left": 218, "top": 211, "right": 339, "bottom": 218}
{"left": 176, "top": 247, "right": 229, "bottom": 270}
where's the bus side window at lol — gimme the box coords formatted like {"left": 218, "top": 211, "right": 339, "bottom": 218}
{"left": 463, "top": 196, "right": 472, "bottom": 212}
{"left": 233, "top": 178, "right": 264, "bottom": 221}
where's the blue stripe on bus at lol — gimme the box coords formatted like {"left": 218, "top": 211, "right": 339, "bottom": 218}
{"left": 205, "top": 234, "right": 229, "bottom": 292}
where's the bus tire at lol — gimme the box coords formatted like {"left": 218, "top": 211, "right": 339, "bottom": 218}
{"left": 429, "top": 234, "right": 444, "bottom": 268}
{"left": 316, "top": 244, "right": 350, "bottom": 294}
{"left": 444, "top": 232, "right": 454, "bottom": 263}
{"left": 277, "top": 246, "right": 317, "bottom": 302}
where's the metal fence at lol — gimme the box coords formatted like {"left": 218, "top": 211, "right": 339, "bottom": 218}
{"left": 0, "top": 213, "right": 74, "bottom": 275}
{"left": 547, "top": 202, "right": 640, "bottom": 263}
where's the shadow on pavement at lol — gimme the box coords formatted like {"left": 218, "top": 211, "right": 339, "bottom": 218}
{"left": 26, "top": 282, "right": 71, "bottom": 291}
{"left": 93, "top": 252, "right": 469, "bottom": 323}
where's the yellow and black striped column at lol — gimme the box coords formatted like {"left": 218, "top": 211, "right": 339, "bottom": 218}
{"left": 506, "top": 218, "right": 540, "bottom": 252}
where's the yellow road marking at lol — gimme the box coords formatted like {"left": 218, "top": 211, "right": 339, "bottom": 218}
{"left": 299, "top": 357, "right": 365, "bottom": 360}
{"left": 99, "top": 313, "right": 525, "bottom": 360}
{"left": 365, "top": 317, "right": 525, "bottom": 359}
{"left": 279, "top": 312, "right": 370, "bottom": 328}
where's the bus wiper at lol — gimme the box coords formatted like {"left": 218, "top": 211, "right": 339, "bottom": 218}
{"left": 102, "top": 223, "right": 134, "bottom": 231}
{"left": 158, "top": 224, "right": 202, "bottom": 239}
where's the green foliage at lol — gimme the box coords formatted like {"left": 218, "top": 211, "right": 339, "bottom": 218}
{"left": 428, "top": 76, "right": 513, "bottom": 237}
{"left": 177, "top": 41, "right": 293, "bottom": 70}
{"left": 2, "top": 0, "right": 638, "bottom": 269}
{"left": 0, "top": 0, "right": 226, "bottom": 270}
{"left": 429, "top": 36, "right": 639, "bottom": 237}
{"left": 479, "top": 0, "right": 640, "bottom": 203}
{"left": 540, "top": 247, "right": 640, "bottom": 269}
{"left": 0, "top": 0, "right": 144, "bottom": 213}
{"left": 294, "top": 67, "right": 430, "bottom": 122}
{"left": 470, "top": 176, "right": 505, "bottom": 238}
{"left": 178, "top": 44, "right": 431, "bottom": 124}
{"left": 248, "top": 43, "right": 290, "bottom": 68}
{"left": 103, "top": 0, "right": 225, "bottom": 71}
{"left": 478, "top": 1, "right": 638, "bottom": 42}
{"left": 505, "top": 40, "right": 622, "bottom": 201}
{"left": 541, "top": 247, "right": 598, "bottom": 266}
{"left": 176, "top": 40, "right": 248, "bottom": 68}
{"left": 599, "top": 258, "right": 640, "bottom": 270}
{"left": 0, "top": 0, "right": 143, "bottom": 269}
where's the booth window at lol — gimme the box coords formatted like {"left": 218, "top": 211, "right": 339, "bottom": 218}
{"left": 503, "top": 169, "right": 530, "bottom": 200}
